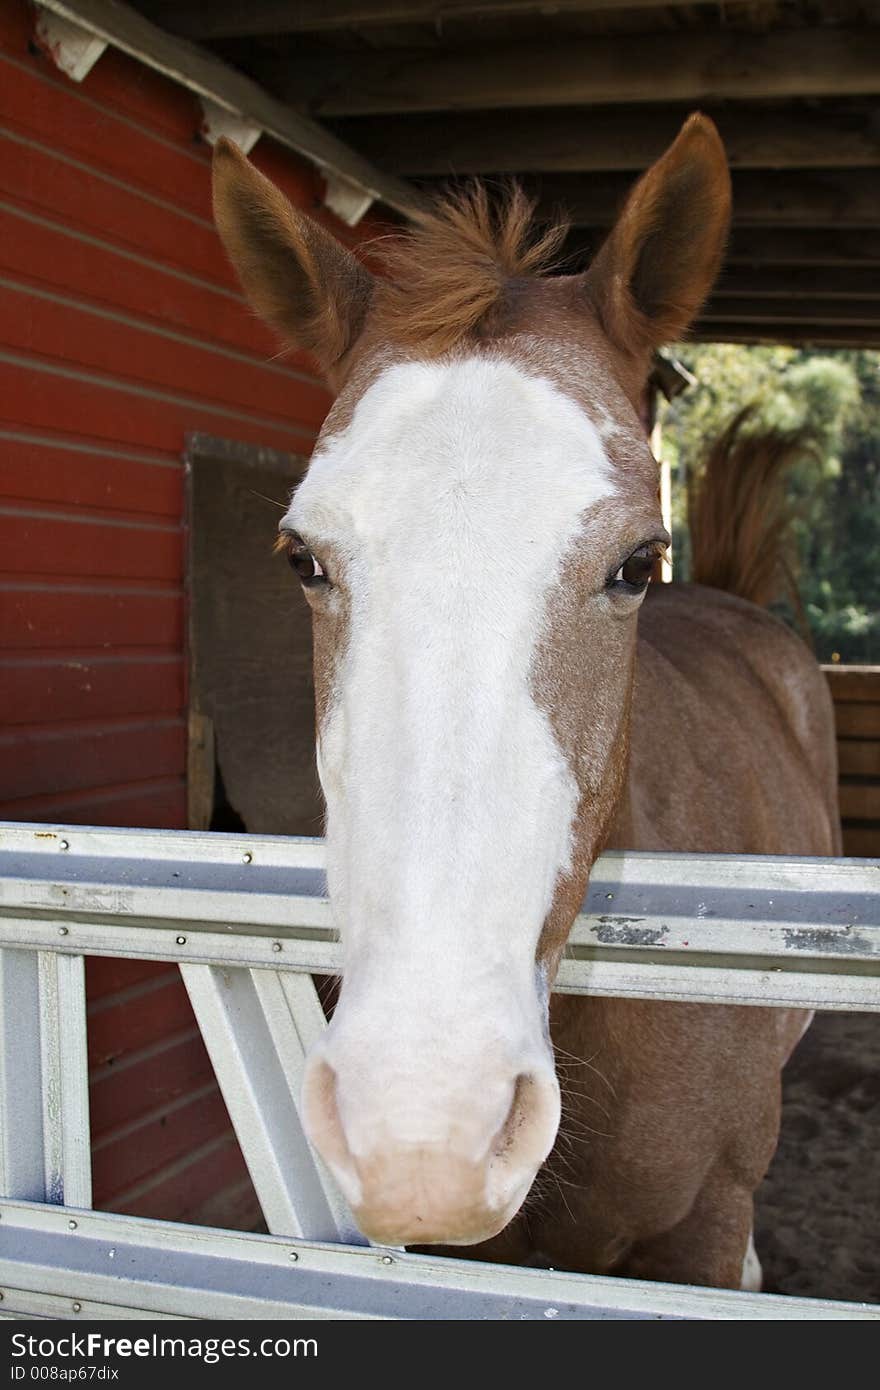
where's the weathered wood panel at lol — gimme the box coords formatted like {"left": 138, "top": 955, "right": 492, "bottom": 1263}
{"left": 187, "top": 438, "right": 322, "bottom": 838}
{"left": 823, "top": 666, "right": 880, "bottom": 859}
{"left": 835, "top": 704, "right": 880, "bottom": 738}
{"left": 838, "top": 741, "right": 880, "bottom": 776}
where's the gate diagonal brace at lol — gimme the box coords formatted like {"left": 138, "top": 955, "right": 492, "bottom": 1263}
{"left": 181, "top": 963, "right": 364, "bottom": 1245}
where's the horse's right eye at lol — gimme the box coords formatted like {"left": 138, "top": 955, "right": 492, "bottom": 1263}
{"left": 607, "top": 543, "right": 662, "bottom": 594}
{"left": 278, "top": 532, "right": 328, "bottom": 587}
{"left": 615, "top": 550, "right": 656, "bottom": 590}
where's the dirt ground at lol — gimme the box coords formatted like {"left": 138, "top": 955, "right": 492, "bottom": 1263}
{"left": 754, "top": 1010, "right": 879, "bottom": 1307}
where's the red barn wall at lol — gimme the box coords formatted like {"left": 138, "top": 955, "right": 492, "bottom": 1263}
{"left": 0, "top": 0, "right": 374, "bottom": 1225}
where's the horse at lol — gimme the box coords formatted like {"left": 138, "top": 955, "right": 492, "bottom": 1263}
{"left": 212, "top": 115, "right": 840, "bottom": 1289}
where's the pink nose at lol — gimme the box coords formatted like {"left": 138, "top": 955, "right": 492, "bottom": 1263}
{"left": 303, "top": 1059, "right": 560, "bottom": 1245}
{"left": 349, "top": 1146, "right": 507, "bottom": 1246}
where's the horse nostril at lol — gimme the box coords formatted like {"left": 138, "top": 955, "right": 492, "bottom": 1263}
{"left": 488, "top": 1070, "right": 560, "bottom": 1206}
{"left": 302, "top": 1054, "right": 361, "bottom": 1198}
{"left": 493, "top": 1073, "right": 534, "bottom": 1163}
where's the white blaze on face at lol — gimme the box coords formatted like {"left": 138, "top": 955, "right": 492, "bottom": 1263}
{"left": 288, "top": 356, "right": 616, "bottom": 1229}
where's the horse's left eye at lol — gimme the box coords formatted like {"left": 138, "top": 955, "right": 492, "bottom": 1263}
{"left": 609, "top": 546, "right": 660, "bottom": 593}
{"left": 278, "top": 532, "right": 327, "bottom": 586}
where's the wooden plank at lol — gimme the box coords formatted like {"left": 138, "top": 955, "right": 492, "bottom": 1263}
{"left": 0, "top": 719, "right": 186, "bottom": 801}
{"left": 530, "top": 169, "right": 880, "bottom": 230}
{"left": 569, "top": 227, "right": 880, "bottom": 270}
{"left": 36, "top": 0, "right": 421, "bottom": 215}
{"left": 4, "top": 0, "right": 376, "bottom": 247}
{"left": 0, "top": 203, "right": 318, "bottom": 373}
{"left": 0, "top": 656, "right": 184, "bottom": 725}
{"left": 87, "top": 971, "right": 194, "bottom": 1066}
{"left": 713, "top": 267, "right": 880, "bottom": 301}
{"left": 0, "top": 50, "right": 214, "bottom": 221}
{"left": 177, "top": 1173, "right": 262, "bottom": 1234}
{"left": 0, "top": 27, "right": 375, "bottom": 243}
{"left": 0, "top": 128, "right": 231, "bottom": 285}
{"left": 145, "top": 0, "right": 722, "bottom": 39}
{"left": 700, "top": 298, "right": 880, "bottom": 328}
{"left": 0, "top": 359, "right": 317, "bottom": 457}
{"left": 186, "top": 711, "right": 215, "bottom": 831}
{"left": 115, "top": 1134, "right": 253, "bottom": 1222}
{"left": 0, "top": 510, "right": 183, "bottom": 583}
{"left": 842, "top": 823, "right": 880, "bottom": 857}
{"left": 0, "top": 433, "right": 182, "bottom": 518}
{"left": 0, "top": 47, "right": 352, "bottom": 244}
{"left": 823, "top": 665, "right": 880, "bottom": 701}
{"left": 721, "top": 228, "right": 880, "bottom": 269}
{"left": 1, "top": 587, "right": 183, "bottom": 653}
{"left": 835, "top": 704, "right": 880, "bottom": 738}
{"left": 89, "top": 1030, "right": 213, "bottom": 1139}
{"left": 0, "top": 0, "right": 202, "bottom": 144}
{"left": 0, "top": 777, "right": 187, "bottom": 828}
{"left": 839, "top": 783, "right": 880, "bottom": 821}
{"left": 0, "top": 279, "right": 330, "bottom": 429}
{"left": 86, "top": 956, "right": 171, "bottom": 1003}
{"left": 688, "top": 323, "right": 880, "bottom": 348}
{"left": 331, "top": 103, "right": 880, "bottom": 175}
{"left": 837, "top": 741, "right": 880, "bottom": 777}
{"left": 92, "top": 1085, "right": 232, "bottom": 1205}
{"left": 271, "top": 28, "right": 880, "bottom": 116}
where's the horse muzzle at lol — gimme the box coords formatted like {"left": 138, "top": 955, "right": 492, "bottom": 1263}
{"left": 302, "top": 1050, "right": 561, "bottom": 1246}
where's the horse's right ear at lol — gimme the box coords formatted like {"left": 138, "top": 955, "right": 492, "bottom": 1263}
{"left": 212, "top": 138, "right": 374, "bottom": 379}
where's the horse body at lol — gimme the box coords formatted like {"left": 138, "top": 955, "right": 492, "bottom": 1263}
{"left": 211, "top": 114, "right": 841, "bottom": 1287}
{"left": 626, "top": 583, "right": 840, "bottom": 863}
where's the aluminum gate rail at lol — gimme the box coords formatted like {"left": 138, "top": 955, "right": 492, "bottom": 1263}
{"left": 0, "top": 820, "right": 878, "bottom": 1321}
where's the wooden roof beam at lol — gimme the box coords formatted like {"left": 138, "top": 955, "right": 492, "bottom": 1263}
{"left": 266, "top": 28, "right": 880, "bottom": 116}
{"left": 330, "top": 103, "right": 880, "bottom": 174}
{"left": 690, "top": 323, "right": 880, "bottom": 348}
{"left": 519, "top": 169, "right": 880, "bottom": 229}
{"left": 141, "top": 1, "right": 724, "bottom": 41}
{"left": 713, "top": 267, "right": 880, "bottom": 300}
{"left": 700, "top": 298, "right": 880, "bottom": 327}
{"left": 570, "top": 228, "right": 880, "bottom": 270}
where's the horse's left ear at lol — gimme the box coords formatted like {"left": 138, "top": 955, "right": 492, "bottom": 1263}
{"left": 584, "top": 113, "right": 730, "bottom": 355}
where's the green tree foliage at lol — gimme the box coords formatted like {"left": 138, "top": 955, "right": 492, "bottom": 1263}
{"left": 659, "top": 345, "right": 880, "bottom": 663}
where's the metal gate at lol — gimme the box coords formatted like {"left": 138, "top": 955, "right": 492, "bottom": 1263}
{"left": 1, "top": 820, "right": 878, "bottom": 1319}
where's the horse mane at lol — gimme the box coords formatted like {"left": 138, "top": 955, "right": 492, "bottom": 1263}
{"left": 688, "top": 406, "right": 813, "bottom": 622}
{"left": 370, "top": 183, "right": 569, "bottom": 356}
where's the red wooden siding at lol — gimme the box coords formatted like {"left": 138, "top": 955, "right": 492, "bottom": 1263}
{"left": 0, "top": 0, "right": 378, "bottom": 1228}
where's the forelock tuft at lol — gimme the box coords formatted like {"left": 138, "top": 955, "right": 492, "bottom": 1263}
{"left": 370, "top": 183, "right": 569, "bottom": 355}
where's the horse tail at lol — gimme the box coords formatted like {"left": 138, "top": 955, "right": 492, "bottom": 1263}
{"left": 687, "top": 406, "right": 812, "bottom": 614}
